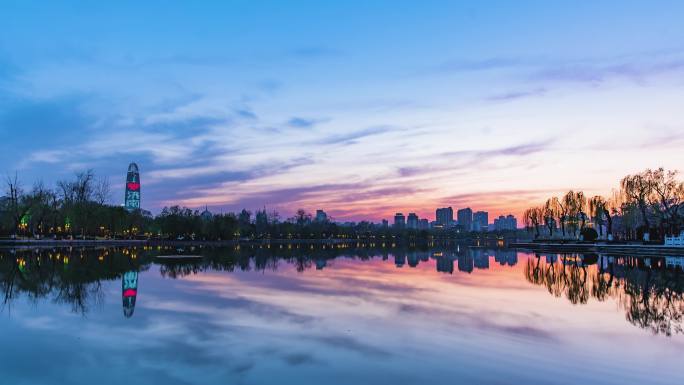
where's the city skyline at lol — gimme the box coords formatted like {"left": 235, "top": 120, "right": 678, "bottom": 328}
{"left": 2, "top": 2, "right": 684, "bottom": 222}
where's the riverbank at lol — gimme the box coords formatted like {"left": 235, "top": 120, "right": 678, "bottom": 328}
{"left": 0, "top": 238, "right": 400, "bottom": 248}
{"left": 511, "top": 242, "right": 684, "bottom": 256}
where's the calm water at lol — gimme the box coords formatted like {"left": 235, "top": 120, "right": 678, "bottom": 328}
{"left": 1, "top": 244, "right": 683, "bottom": 385}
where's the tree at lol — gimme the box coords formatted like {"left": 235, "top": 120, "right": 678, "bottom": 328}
{"left": 543, "top": 198, "right": 559, "bottom": 237}
{"left": 523, "top": 207, "right": 543, "bottom": 238}
{"left": 554, "top": 196, "right": 569, "bottom": 237}
{"left": 589, "top": 195, "right": 607, "bottom": 237}
{"left": 563, "top": 191, "right": 586, "bottom": 237}
{"left": 621, "top": 171, "right": 653, "bottom": 232}
{"left": 4, "top": 173, "right": 29, "bottom": 236}
{"left": 294, "top": 209, "right": 311, "bottom": 226}
{"left": 645, "top": 168, "right": 684, "bottom": 236}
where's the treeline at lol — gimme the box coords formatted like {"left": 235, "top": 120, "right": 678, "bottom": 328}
{"left": 523, "top": 168, "right": 684, "bottom": 241}
{"left": 1, "top": 170, "right": 513, "bottom": 240}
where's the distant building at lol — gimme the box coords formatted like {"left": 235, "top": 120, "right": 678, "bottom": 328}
{"left": 457, "top": 208, "right": 473, "bottom": 231}
{"left": 473, "top": 211, "right": 489, "bottom": 232}
{"left": 407, "top": 213, "right": 419, "bottom": 229}
{"left": 382, "top": 219, "right": 389, "bottom": 228}
{"left": 200, "top": 206, "right": 213, "bottom": 221}
{"left": 494, "top": 214, "right": 518, "bottom": 231}
{"left": 124, "top": 163, "right": 141, "bottom": 212}
{"left": 394, "top": 213, "right": 406, "bottom": 228}
{"left": 419, "top": 218, "right": 429, "bottom": 230}
{"left": 315, "top": 209, "right": 328, "bottom": 222}
{"left": 435, "top": 207, "right": 454, "bottom": 227}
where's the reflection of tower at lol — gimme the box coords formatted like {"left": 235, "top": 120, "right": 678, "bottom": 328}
{"left": 122, "top": 271, "right": 138, "bottom": 318}
{"left": 124, "top": 163, "right": 141, "bottom": 212}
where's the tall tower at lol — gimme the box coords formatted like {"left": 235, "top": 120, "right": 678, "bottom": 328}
{"left": 124, "top": 162, "right": 141, "bottom": 211}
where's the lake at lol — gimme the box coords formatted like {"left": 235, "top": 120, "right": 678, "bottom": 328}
{"left": 1, "top": 244, "right": 683, "bottom": 385}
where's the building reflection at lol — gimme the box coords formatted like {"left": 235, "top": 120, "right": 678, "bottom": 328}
{"left": 1, "top": 244, "right": 683, "bottom": 336}
{"left": 122, "top": 271, "right": 138, "bottom": 318}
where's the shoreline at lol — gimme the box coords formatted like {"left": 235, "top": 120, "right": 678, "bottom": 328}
{"left": 0, "top": 238, "right": 432, "bottom": 248}
{"left": 511, "top": 242, "right": 684, "bottom": 256}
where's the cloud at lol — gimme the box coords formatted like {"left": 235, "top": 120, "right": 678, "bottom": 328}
{"left": 434, "top": 57, "right": 532, "bottom": 73}
{"left": 287, "top": 117, "right": 319, "bottom": 128}
{"left": 530, "top": 54, "right": 684, "bottom": 85}
{"left": 235, "top": 108, "right": 258, "bottom": 120}
{"left": 486, "top": 88, "right": 547, "bottom": 102}
{"left": 315, "top": 125, "right": 394, "bottom": 145}
{"left": 397, "top": 140, "right": 554, "bottom": 178}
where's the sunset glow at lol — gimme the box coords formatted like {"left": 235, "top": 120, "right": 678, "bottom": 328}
{"left": 2, "top": 2, "right": 683, "bottom": 222}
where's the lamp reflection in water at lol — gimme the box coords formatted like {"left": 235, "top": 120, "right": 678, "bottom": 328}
{"left": 122, "top": 271, "right": 138, "bottom": 318}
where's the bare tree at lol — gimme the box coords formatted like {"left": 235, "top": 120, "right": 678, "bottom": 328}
{"left": 5, "top": 173, "right": 28, "bottom": 236}
{"left": 93, "top": 176, "right": 111, "bottom": 205}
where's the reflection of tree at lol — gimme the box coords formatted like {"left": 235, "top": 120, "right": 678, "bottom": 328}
{"left": 0, "top": 248, "right": 144, "bottom": 315}
{"left": 525, "top": 254, "right": 684, "bottom": 336}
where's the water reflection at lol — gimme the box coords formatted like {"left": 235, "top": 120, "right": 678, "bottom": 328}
{"left": 525, "top": 253, "right": 684, "bottom": 336}
{"left": 122, "top": 271, "right": 138, "bottom": 318}
{"left": 1, "top": 245, "right": 683, "bottom": 337}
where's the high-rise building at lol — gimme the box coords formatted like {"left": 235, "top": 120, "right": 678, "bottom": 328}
{"left": 124, "top": 163, "right": 141, "bottom": 212}
{"left": 382, "top": 219, "right": 389, "bottom": 228}
{"left": 419, "top": 218, "right": 429, "bottom": 230}
{"left": 394, "top": 213, "right": 406, "bottom": 228}
{"left": 473, "top": 211, "right": 489, "bottom": 232}
{"left": 435, "top": 207, "right": 454, "bottom": 227}
{"left": 315, "top": 209, "right": 328, "bottom": 222}
{"left": 407, "top": 213, "right": 419, "bottom": 229}
{"left": 493, "top": 214, "right": 518, "bottom": 231}
{"left": 457, "top": 207, "right": 473, "bottom": 231}
{"left": 507, "top": 214, "right": 517, "bottom": 230}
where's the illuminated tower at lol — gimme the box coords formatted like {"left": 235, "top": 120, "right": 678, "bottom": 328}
{"left": 124, "top": 162, "right": 141, "bottom": 211}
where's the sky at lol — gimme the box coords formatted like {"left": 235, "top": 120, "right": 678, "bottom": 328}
{"left": 1, "top": 1, "right": 684, "bottom": 222}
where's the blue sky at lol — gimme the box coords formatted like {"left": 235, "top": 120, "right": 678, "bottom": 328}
{"left": 2, "top": 1, "right": 684, "bottom": 220}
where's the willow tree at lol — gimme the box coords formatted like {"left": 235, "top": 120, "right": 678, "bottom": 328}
{"left": 621, "top": 171, "right": 653, "bottom": 232}
{"left": 563, "top": 191, "right": 586, "bottom": 237}
{"left": 543, "top": 198, "right": 559, "bottom": 237}
{"left": 589, "top": 195, "right": 607, "bottom": 237}
{"left": 524, "top": 207, "right": 543, "bottom": 238}
{"left": 645, "top": 168, "right": 684, "bottom": 235}
{"left": 554, "top": 196, "right": 569, "bottom": 237}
